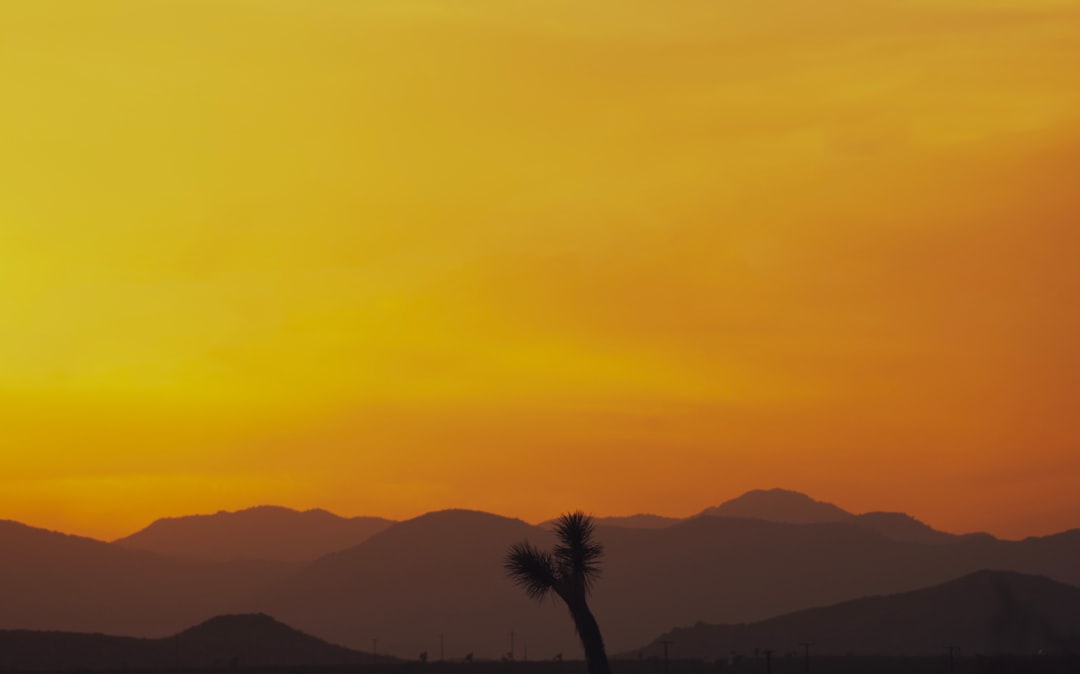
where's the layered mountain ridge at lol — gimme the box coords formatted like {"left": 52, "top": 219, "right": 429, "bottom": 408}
{"left": 114, "top": 505, "right": 395, "bottom": 562}
{"left": 2, "top": 490, "right": 1078, "bottom": 659}
{"left": 0, "top": 613, "right": 388, "bottom": 671}
{"left": 628, "top": 570, "right": 1080, "bottom": 657}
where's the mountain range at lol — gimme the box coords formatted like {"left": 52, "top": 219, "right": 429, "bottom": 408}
{"left": 0, "top": 519, "right": 296, "bottom": 636}
{"left": 2, "top": 489, "right": 1078, "bottom": 659}
{"left": 629, "top": 570, "right": 1080, "bottom": 657}
{"left": 604, "top": 489, "right": 989, "bottom": 545}
{"left": 114, "top": 505, "right": 394, "bottom": 562}
{"left": 252, "top": 508, "right": 1079, "bottom": 658}
{"left": 0, "top": 613, "right": 387, "bottom": 671}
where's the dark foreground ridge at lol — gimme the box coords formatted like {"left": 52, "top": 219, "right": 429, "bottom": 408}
{"left": 627, "top": 570, "right": 1080, "bottom": 658}
{"left": 0, "top": 613, "right": 394, "bottom": 671}
{"left": 2, "top": 656, "right": 1079, "bottom": 674}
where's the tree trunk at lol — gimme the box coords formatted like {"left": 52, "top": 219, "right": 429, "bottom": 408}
{"left": 566, "top": 597, "right": 611, "bottom": 674}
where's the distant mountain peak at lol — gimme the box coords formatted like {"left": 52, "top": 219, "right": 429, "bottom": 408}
{"left": 0, "top": 613, "right": 390, "bottom": 670}
{"left": 378, "top": 508, "right": 535, "bottom": 539}
{"left": 173, "top": 613, "right": 348, "bottom": 647}
{"left": 114, "top": 507, "right": 395, "bottom": 563}
{"left": 183, "top": 505, "right": 337, "bottom": 519}
{"left": 177, "top": 612, "right": 285, "bottom": 638}
{"left": 851, "top": 511, "right": 962, "bottom": 544}
{"left": 411, "top": 507, "right": 514, "bottom": 520}
{"left": 699, "top": 488, "right": 855, "bottom": 524}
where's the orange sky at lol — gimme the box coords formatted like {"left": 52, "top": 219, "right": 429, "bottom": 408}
{"left": 1, "top": 0, "right": 1079, "bottom": 541}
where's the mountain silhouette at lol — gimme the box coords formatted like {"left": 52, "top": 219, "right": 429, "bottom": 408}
{"left": 255, "top": 510, "right": 1080, "bottom": 659}
{"left": 698, "top": 488, "right": 855, "bottom": 523}
{"left": 172, "top": 613, "right": 391, "bottom": 666}
{"left": 627, "top": 570, "right": 1080, "bottom": 657}
{"left": 253, "top": 509, "right": 573, "bottom": 661}
{"left": 0, "top": 519, "right": 297, "bottom": 636}
{"left": 4, "top": 493, "right": 1080, "bottom": 660}
{"left": 699, "top": 490, "right": 976, "bottom": 544}
{"left": 548, "top": 491, "right": 967, "bottom": 543}
{"left": 0, "top": 613, "right": 387, "bottom": 671}
{"left": 851, "top": 511, "right": 968, "bottom": 545}
{"left": 115, "top": 506, "right": 395, "bottom": 562}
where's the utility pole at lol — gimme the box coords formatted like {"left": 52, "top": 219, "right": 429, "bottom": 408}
{"left": 440, "top": 635, "right": 445, "bottom": 662}
{"left": 660, "top": 640, "right": 673, "bottom": 674}
{"left": 763, "top": 649, "right": 774, "bottom": 674}
{"left": 946, "top": 646, "right": 956, "bottom": 674}
{"left": 799, "top": 642, "right": 814, "bottom": 674}
{"left": 372, "top": 639, "right": 379, "bottom": 662}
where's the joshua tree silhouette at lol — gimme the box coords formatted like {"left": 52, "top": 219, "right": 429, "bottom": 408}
{"left": 504, "top": 512, "right": 611, "bottom": 674}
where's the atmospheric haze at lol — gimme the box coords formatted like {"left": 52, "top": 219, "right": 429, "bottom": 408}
{"left": 1, "top": 0, "right": 1079, "bottom": 540}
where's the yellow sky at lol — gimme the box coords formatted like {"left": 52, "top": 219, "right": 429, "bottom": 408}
{"left": 1, "top": 0, "right": 1079, "bottom": 540}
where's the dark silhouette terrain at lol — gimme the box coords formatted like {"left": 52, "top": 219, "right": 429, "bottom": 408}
{"left": 255, "top": 509, "right": 1080, "bottom": 658}
{"left": 251, "top": 510, "right": 572, "bottom": 661}
{"left": 0, "top": 520, "right": 297, "bottom": 636}
{"left": 627, "top": 570, "right": 1080, "bottom": 658}
{"left": 114, "top": 506, "right": 395, "bottom": 562}
{"left": 698, "top": 489, "right": 856, "bottom": 524}
{"left": 849, "top": 510, "right": 975, "bottom": 545}
{"left": 4, "top": 491, "right": 1080, "bottom": 659}
{"left": 697, "top": 489, "right": 987, "bottom": 544}
{"left": 557, "top": 490, "right": 985, "bottom": 544}
{"left": 4, "top": 655, "right": 1078, "bottom": 674}
{"left": 0, "top": 614, "right": 388, "bottom": 671}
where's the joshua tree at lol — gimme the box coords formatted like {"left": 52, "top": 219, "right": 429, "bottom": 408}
{"left": 504, "top": 512, "right": 611, "bottom": 674}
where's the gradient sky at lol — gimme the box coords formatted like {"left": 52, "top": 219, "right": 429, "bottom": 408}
{"left": 2, "top": 0, "right": 1079, "bottom": 541}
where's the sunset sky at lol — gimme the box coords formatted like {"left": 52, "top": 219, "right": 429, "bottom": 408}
{"left": 1, "top": 0, "right": 1078, "bottom": 541}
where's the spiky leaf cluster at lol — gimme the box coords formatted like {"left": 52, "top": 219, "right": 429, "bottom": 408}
{"left": 504, "top": 511, "right": 604, "bottom": 603}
